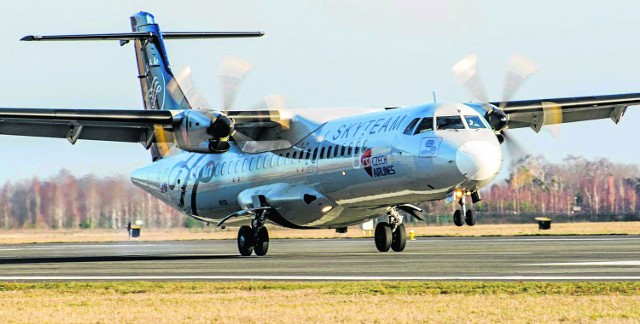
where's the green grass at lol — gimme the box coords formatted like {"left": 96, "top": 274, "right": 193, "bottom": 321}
{"left": 2, "top": 281, "right": 640, "bottom": 322}
{"left": 2, "top": 281, "right": 639, "bottom": 296}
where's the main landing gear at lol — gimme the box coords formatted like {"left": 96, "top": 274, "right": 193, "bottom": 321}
{"left": 453, "top": 193, "right": 477, "bottom": 227}
{"left": 374, "top": 208, "right": 407, "bottom": 252}
{"left": 237, "top": 210, "right": 270, "bottom": 256}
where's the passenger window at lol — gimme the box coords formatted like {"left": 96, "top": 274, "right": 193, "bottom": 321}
{"left": 220, "top": 162, "right": 226, "bottom": 175}
{"left": 271, "top": 155, "right": 276, "bottom": 168}
{"left": 327, "top": 146, "right": 333, "bottom": 158}
{"left": 250, "top": 158, "right": 256, "bottom": 170}
{"left": 414, "top": 117, "right": 434, "bottom": 134}
{"left": 355, "top": 141, "right": 361, "bottom": 155}
{"left": 403, "top": 118, "right": 420, "bottom": 135}
{"left": 293, "top": 151, "right": 298, "bottom": 160}
{"left": 306, "top": 149, "right": 311, "bottom": 160}
{"left": 347, "top": 145, "right": 353, "bottom": 156}
{"left": 320, "top": 147, "right": 325, "bottom": 159}
{"left": 464, "top": 115, "right": 486, "bottom": 129}
{"left": 362, "top": 140, "right": 368, "bottom": 152}
{"left": 436, "top": 116, "right": 465, "bottom": 130}
{"left": 234, "top": 160, "right": 240, "bottom": 173}
{"left": 341, "top": 146, "right": 346, "bottom": 156}
{"left": 334, "top": 145, "right": 340, "bottom": 157}
{"left": 242, "top": 159, "right": 248, "bottom": 172}
{"left": 312, "top": 148, "right": 318, "bottom": 161}
{"left": 285, "top": 152, "right": 290, "bottom": 165}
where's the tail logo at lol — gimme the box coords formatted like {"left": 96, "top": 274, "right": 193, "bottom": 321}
{"left": 147, "top": 75, "right": 165, "bottom": 110}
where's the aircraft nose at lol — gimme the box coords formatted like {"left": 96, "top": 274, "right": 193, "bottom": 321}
{"left": 455, "top": 141, "right": 502, "bottom": 181}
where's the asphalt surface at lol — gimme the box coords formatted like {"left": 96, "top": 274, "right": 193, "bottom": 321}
{"left": 1, "top": 235, "right": 640, "bottom": 281}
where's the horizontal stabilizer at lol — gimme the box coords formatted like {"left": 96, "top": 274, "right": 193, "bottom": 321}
{"left": 21, "top": 31, "right": 264, "bottom": 42}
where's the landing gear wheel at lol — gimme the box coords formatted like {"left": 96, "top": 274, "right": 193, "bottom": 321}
{"left": 453, "top": 210, "right": 464, "bottom": 227}
{"left": 391, "top": 223, "right": 407, "bottom": 252}
{"left": 465, "top": 209, "right": 476, "bottom": 226}
{"left": 237, "top": 225, "right": 254, "bottom": 256}
{"left": 254, "top": 226, "right": 270, "bottom": 256}
{"left": 374, "top": 222, "right": 392, "bottom": 252}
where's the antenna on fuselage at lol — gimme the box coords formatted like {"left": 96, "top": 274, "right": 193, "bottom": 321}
{"left": 432, "top": 91, "right": 437, "bottom": 103}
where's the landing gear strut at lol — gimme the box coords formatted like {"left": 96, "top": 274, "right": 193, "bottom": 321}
{"left": 237, "top": 210, "right": 270, "bottom": 257}
{"left": 374, "top": 208, "right": 407, "bottom": 252}
{"left": 453, "top": 193, "right": 477, "bottom": 227}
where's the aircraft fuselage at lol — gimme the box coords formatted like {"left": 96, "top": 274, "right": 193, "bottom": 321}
{"left": 131, "top": 102, "right": 502, "bottom": 228}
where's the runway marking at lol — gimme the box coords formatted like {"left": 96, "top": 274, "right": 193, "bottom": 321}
{"left": 1, "top": 275, "right": 640, "bottom": 281}
{"left": 530, "top": 261, "right": 640, "bottom": 266}
{"left": 424, "top": 237, "right": 640, "bottom": 243}
{"left": 0, "top": 244, "right": 172, "bottom": 251}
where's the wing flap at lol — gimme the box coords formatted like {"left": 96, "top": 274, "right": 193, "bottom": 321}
{"left": 0, "top": 108, "right": 175, "bottom": 144}
{"left": 491, "top": 93, "right": 640, "bottom": 130}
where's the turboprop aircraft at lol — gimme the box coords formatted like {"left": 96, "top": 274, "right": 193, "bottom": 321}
{"left": 2, "top": 12, "right": 640, "bottom": 256}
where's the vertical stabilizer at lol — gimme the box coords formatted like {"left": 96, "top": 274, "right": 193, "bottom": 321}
{"left": 130, "top": 12, "right": 189, "bottom": 160}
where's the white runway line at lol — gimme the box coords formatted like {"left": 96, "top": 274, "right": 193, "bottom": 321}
{"left": 529, "top": 261, "right": 640, "bottom": 266}
{"left": 428, "top": 237, "right": 640, "bottom": 243}
{"left": 1, "top": 275, "right": 640, "bottom": 281}
{"left": 0, "top": 243, "right": 171, "bottom": 251}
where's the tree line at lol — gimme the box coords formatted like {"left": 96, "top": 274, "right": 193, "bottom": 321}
{"left": 418, "top": 155, "right": 640, "bottom": 221}
{"left": 0, "top": 170, "right": 183, "bottom": 229}
{"left": 1, "top": 156, "right": 638, "bottom": 229}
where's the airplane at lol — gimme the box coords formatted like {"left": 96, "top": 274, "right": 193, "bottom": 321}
{"left": 2, "top": 11, "right": 640, "bottom": 256}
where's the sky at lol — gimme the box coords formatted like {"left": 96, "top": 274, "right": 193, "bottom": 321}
{"left": 1, "top": 0, "right": 640, "bottom": 181}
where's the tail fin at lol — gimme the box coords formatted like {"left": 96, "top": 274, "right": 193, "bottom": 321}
{"left": 130, "top": 12, "right": 190, "bottom": 112}
{"left": 130, "top": 12, "right": 187, "bottom": 160}
{"left": 21, "top": 11, "right": 263, "bottom": 160}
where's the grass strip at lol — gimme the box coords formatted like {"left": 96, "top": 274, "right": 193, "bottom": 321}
{"left": 1, "top": 281, "right": 639, "bottom": 296}
{"left": 1, "top": 281, "right": 639, "bottom": 323}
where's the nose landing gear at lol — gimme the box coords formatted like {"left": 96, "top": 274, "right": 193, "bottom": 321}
{"left": 374, "top": 208, "right": 407, "bottom": 252}
{"left": 453, "top": 192, "right": 477, "bottom": 227}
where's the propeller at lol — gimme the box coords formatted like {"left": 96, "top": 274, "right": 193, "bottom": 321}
{"left": 218, "top": 55, "right": 254, "bottom": 113}
{"left": 167, "top": 55, "right": 296, "bottom": 153}
{"left": 452, "top": 53, "right": 544, "bottom": 165}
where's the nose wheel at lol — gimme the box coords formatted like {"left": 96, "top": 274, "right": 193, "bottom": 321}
{"left": 453, "top": 194, "right": 477, "bottom": 227}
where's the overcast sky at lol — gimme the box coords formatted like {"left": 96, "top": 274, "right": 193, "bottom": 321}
{"left": 1, "top": 0, "right": 640, "bottom": 181}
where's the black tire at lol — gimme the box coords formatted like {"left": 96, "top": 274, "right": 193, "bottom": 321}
{"left": 237, "top": 225, "right": 254, "bottom": 256}
{"left": 374, "top": 222, "right": 392, "bottom": 252}
{"left": 453, "top": 210, "right": 464, "bottom": 227}
{"left": 254, "top": 226, "right": 270, "bottom": 256}
{"left": 391, "top": 223, "right": 407, "bottom": 252}
{"left": 465, "top": 209, "right": 476, "bottom": 226}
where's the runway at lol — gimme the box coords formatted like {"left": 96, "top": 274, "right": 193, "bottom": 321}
{"left": 1, "top": 235, "right": 640, "bottom": 281}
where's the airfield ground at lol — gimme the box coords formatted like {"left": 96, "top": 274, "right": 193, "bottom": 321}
{"left": 2, "top": 223, "right": 640, "bottom": 323}
{"left": 0, "top": 221, "right": 639, "bottom": 244}
{"left": 0, "top": 282, "right": 638, "bottom": 323}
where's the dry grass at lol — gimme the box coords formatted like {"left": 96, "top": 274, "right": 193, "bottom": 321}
{"left": 0, "top": 282, "right": 639, "bottom": 323}
{"left": 0, "top": 221, "right": 639, "bottom": 245}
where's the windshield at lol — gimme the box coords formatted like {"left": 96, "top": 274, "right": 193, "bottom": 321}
{"left": 436, "top": 116, "right": 465, "bottom": 130}
{"left": 464, "top": 115, "right": 486, "bottom": 129}
{"left": 414, "top": 117, "right": 434, "bottom": 134}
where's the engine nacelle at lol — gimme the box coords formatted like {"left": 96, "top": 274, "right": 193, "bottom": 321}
{"left": 173, "top": 110, "right": 235, "bottom": 153}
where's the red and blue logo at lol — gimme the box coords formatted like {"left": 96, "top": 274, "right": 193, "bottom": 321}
{"left": 361, "top": 148, "right": 395, "bottom": 178}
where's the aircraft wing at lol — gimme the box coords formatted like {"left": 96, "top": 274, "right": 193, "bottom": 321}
{"left": 0, "top": 108, "right": 175, "bottom": 146}
{"left": 490, "top": 93, "right": 640, "bottom": 132}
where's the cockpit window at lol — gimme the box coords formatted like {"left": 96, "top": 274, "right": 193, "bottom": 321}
{"left": 403, "top": 118, "right": 420, "bottom": 135}
{"left": 464, "top": 115, "right": 486, "bottom": 129}
{"left": 436, "top": 116, "right": 465, "bottom": 130}
{"left": 413, "top": 117, "right": 434, "bottom": 135}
